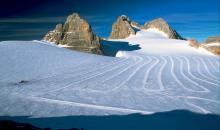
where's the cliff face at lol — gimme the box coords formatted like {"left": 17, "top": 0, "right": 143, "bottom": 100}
{"left": 144, "top": 18, "right": 184, "bottom": 40}
{"left": 109, "top": 15, "right": 136, "bottom": 39}
{"left": 43, "top": 13, "right": 102, "bottom": 55}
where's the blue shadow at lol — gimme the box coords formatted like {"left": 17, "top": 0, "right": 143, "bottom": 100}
{"left": 1, "top": 110, "right": 220, "bottom": 130}
{"left": 101, "top": 40, "right": 141, "bottom": 56}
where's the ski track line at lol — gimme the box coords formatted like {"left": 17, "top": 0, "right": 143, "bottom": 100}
{"left": 33, "top": 57, "right": 130, "bottom": 89}
{"left": 56, "top": 55, "right": 143, "bottom": 94}
{"left": 34, "top": 57, "right": 124, "bottom": 84}
{"left": 33, "top": 57, "right": 121, "bottom": 82}
{"left": 142, "top": 56, "right": 163, "bottom": 92}
{"left": 175, "top": 56, "right": 210, "bottom": 93}
{"left": 89, "top": 56, "right": 144, "bottom": 88}
{"left": 40, "top": 57, "right": 136, "bottom": 94}
{"left": 168, "top": 56, "right": 188, "bottom": 92}
{"left": 206, "top": 58, "right": 220, "bottom": 75}
{"left": 192, "top": 57, "right": 220, "bottom": 84}
{"left": 90, "top": 56, "right": 153, "bottom": 93}
{"left": 204, "top": 58, "right": 220, "bottom": 75}
{"left": 181, "top": 56, "right": 219, "bottom": 87}
{"left": 31, "top": 96, "right": 153, "bottom": 115}
{"left": 18, "top": 58, "right": 130, "bottom": 95}
{"left": 198, "top": 57, "right": 219, "bottom": 81}
{"left": 184, "top": 98, "right": 211, "bottom": 114}
{"left": 169, "top": 56, "right": 208, "bottom": 93}
{"left": 157, "top": 93, "right": 220, "bottom": 105}
{"left": 156, "top": 56, "right": 167, "bottom": 91}
{"left": 186, "top": 96, "right": 220, "bottom": 104}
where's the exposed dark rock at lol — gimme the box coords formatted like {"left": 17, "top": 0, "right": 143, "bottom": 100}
{"left": 0, "top": 120, "right": 83, "bottom": 130}
{"left": 19, "top": 80, "right": 29, "bottom": 84}
{"left": 0, "top": 120, "right": 49, "bottom": 130}
{"left": 43, "top": 13, "right": 102, "bottom": 55}
{"left": 109, "top": 15, "right": 136, "bottom": 39}
{"left": 144, "top": 18, "right": 184, "bottom": 40}
{"left": 131, "top": 21, "right": 142, "bottom": 29}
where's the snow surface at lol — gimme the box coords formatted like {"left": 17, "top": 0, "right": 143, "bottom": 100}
{"left": 204, "top": 43, "right": 220, "bottom": 47}
{"left": 0, "top": 30, "right": 220, "bottom": 118}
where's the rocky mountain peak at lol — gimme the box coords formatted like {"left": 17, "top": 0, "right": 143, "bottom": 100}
{"left": 54, "top": 24, "right": 63, "bottom": 32}
{"left": 144, "top": 18, "right": 184, "bottom": 39}
{"left": 118, "top": 15, "right": 131, "bottom": 22}
{"left": 67, "top": 13, "right": 81, "bottom": 20}
{"left": 109, "top": 15, "right": 136, "bottom": 39}
{"left": 43, "top": 13, "right": 102, "bottom": 54}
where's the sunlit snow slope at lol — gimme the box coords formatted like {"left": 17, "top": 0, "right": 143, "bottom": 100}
{"left": 0, "top": 29, "right": 219, "bottom": 117}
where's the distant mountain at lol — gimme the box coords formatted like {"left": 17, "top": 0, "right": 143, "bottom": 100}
{"left": 201, "top": 36, "right": 220, "bottom": 56}
{"left": 109, "top": 15, "right": 137, "bottom": 39}
{"left": 109, "top": 15, "right": 184, "bottom": 40}
{"left": 205, "top": 36, "right": 220, "bottom": 44}
{"left": 43, "top": 13, "right": 102, "bottom": 54}
{"left": 144, "top": 18, "right": 184, "bottom": 40}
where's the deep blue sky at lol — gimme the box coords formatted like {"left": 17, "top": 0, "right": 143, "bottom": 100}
{"left": 0, "top": 0, "right": 219, "bottom": 41}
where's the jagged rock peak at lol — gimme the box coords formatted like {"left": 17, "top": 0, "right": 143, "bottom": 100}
{"left": 43, "top": 12, "right": 102, "bottom": 54}
{"left": 109, "top": 15, "right": 136, "bottom": 39}
{"left": 144, "top": 18, "right": 184, "bottom": 40}
{"left": 67, "top": 13, "right": 81, "bottom": 20}
{"left": 118, "top": 15, "right": 131, "bottom": 22}
{"left": 43, "top": 23, "right": 63, "bottom": 44}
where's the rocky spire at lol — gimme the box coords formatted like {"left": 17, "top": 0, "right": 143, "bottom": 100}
{"left": 43, "top": 24, "right": 63, "bottom": 44}
{"left": 144, "top": 18, "right": 184, "bottom": 40}
{"left": 43, "top": 13, "right": 102, "bottom": 55}
{"left": 109, "top": 15, "right": 136, "bottom": 39}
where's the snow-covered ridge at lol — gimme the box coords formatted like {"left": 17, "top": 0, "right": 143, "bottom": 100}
{"left": 204, "top": 43, "right": 220, "bottom": 47}
{"left": 129, "top": 28, "right": 169, "bottom": 39}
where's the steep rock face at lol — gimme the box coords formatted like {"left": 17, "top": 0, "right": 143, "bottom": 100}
{"left": 43, "top": 13, "right": 102, "bottom": 54}
{"left": 109, "top": 15, "right": 136, "bottom": 39}
{"left": 144, "top": 18, "right": 184, "bottom": 40}
{"left": 205, "top": 36, "right": 220, "bottom": 44}
{"left": 43, "top": 24, "right": 63, "bottom": 44}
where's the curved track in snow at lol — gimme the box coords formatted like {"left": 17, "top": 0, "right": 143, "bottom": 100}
{"left": 0, "top": 38, "right": 220, "bottom": 117}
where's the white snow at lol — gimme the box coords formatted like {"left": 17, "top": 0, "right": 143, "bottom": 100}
{"left": 0, "top": 30, "right": 220, "bottom": 118}
{"left": 204, "top": 42, "right": 220, "bottom": 47}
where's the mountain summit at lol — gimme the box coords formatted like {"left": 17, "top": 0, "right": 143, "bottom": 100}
{"left": 109, "top": 15, "right": 136, "bottom": 39}
{"left": 144, "top": 18, "right": 184, "bottom": 39}
{"left": 43, "top": 13, "right": 102, "bottom": 54}
{"left": 109, "top": 16, "right": 184, "bottom": 40}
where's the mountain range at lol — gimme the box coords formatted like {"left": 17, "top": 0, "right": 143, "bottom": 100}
{"left": 43, "top": 13, "right": 219, "bottom": 56}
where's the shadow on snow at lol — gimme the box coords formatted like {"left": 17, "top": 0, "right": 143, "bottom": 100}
{"left": 101, "top": 40, "right": 141, "bottom": 56}
{"left": 0, "top": 110, "right": 220, "bottom": 130}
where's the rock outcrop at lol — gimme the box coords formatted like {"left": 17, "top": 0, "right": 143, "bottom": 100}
{"left": 109, "top": 15, "right": 136, "bottom": 39}
{"left": 205, "top": 36, "right": 220, "bottom": 44}
{"left": 109, "top": 16, "right": 184, "bottom": 40}
{"left": 144, "top": 18, "right": 184, "bottom": 40}
{"left": 43, "top": 13, "right": 102, "bottom": 54}
{"left": 202, "top": 36, "right": 220, "bottom": 56}
{"left": 43, "top": 24, "right": 63, "bottom": 44}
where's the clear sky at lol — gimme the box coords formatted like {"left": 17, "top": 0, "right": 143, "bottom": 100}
{"left": 0, "top": 0, "right": 219, "bottom": 41}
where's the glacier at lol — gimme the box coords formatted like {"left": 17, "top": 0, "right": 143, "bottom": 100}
{"left": 0, "top": 29, "right": 219, "bottom": 119}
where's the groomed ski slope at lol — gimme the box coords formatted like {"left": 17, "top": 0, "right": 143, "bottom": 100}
{"left": 0, "top": 29, "right": 219, "bottom": 117}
